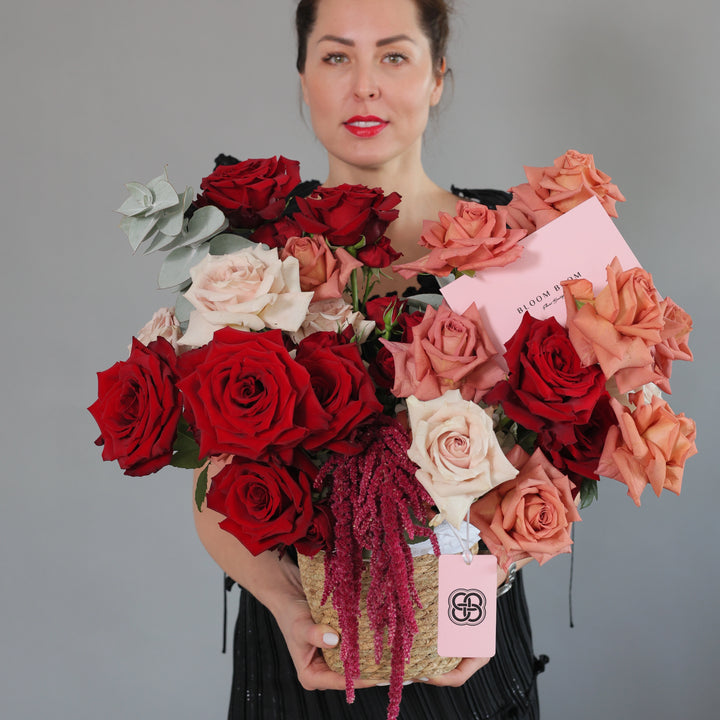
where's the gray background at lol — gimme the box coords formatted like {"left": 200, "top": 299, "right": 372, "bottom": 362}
{"left": 2, "top": 0, "right": 718, "bottom": 718}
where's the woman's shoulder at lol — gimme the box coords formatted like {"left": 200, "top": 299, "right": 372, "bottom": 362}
{"left": 450, "top": 185, "right": 512, "bottom": 210}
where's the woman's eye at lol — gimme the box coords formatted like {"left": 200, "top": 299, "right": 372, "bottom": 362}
{"left": 322, "top": 53, "right": 348, "bottom": 65}
{"left": 383, "top": 52, "right": 408, "bottom": 65}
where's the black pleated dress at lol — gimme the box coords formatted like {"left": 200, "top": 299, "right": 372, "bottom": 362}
{"left": 226, "top": 185, "right": 548, "bottom": 719}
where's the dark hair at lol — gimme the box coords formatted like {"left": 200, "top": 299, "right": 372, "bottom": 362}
{"left": 295, "top": 0, "right": 453, "bottom": 75}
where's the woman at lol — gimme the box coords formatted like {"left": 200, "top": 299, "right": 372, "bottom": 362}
{"left": 194, "top": 0, "right": 544, "bottom": 717}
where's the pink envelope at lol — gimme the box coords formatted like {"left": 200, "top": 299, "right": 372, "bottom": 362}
{"left": 440, "top": 196, "right": 641, "bottom": 349}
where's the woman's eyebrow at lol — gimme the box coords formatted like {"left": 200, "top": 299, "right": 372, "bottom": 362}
{"left": 317, "top": 33, "right": 416, "bottom": 47}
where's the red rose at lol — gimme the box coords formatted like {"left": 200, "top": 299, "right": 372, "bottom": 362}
{"left": 356, "top": 235, "right": 401, "bottom": 268}
{"left": 251, "top": 215, "right": 303, "bottom": 249}
{"left": 195, "top": 156, "right": 301, "bottom": 229}
{"left": 540, "top": 395, "right": 617, "bottom": 486}
{"left": 399, "top": 310, "right": 425, "bottom": 342}
{"left": 368, "top": 344, "right": 396, "bottom": 390}
{"left": 207, "top": 455, "right": 314, "bottom": 555}
{"left": 177, "top": 328, "right": 330, "bottom": 461}
{"left": 89, "top": 337, "right": 181, "bottom": 476}
{"left": 485, "top": 313, "right": 609, "bottom": 445}
{"left": 295, "top": 334, "right": 383, "bottom": 454}
{"left": 364, "top": 295, "right": 407, "bottom": 333}
{"left": 293, "top": 184, "right": 401, "bottom": 261}
{"left": 295, "top": 501, "right": 335, "bottom": 557}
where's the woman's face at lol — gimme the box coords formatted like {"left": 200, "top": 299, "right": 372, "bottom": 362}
{"left": 299, "top": 0, "right": 444, "bottom": 178}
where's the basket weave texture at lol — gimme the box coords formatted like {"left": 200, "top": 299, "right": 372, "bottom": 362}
{"left": 298, "top": 551, "right": 461, "bottom": 681}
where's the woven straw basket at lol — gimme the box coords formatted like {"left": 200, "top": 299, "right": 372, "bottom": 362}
{"left": 298, "top": 551, "right": 461, "bottom": 681}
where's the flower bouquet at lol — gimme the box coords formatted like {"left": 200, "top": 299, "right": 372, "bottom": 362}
{"left": 90, "top": 150, "right": 697, "bottom": 720}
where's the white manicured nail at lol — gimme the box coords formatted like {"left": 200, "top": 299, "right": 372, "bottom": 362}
{"left": 323, "top": 632, "right": 339, "bottom": 646}
{"left": 419, "top": 677, "right": 429, "bottom": 682}
{"left": 403, "top": 680, "right": 413, "bottom": 685}
{"left": 376, "top": 681, "right": 390, "bottom": 686}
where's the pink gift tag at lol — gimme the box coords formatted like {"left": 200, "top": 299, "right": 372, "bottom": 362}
{"left": 438, "top": 554, "right": 497, "bottom": 658}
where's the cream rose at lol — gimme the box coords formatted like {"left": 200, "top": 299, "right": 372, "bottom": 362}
{"left": 407, "top": 389, "right": 518, "bottom": 529}
{"left": 179, "top": 246, "right": 313, "bottom": 347}
{"left": 132, "top": 307, "right": 181, "bottom": 352}
{"left": 287, "top": 297, "right": 375, "bottom": 344}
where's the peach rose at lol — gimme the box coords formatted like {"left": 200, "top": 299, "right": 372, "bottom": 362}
{"left": 393, "top": 201, "right": 526, "bottom": 278}
{"left": 286, "top": 297, "right": 375, "bottom": 344}
{"left": 380, "top": 301, "right": 505, "bottom": 402}
{"left": 179, "top": 246, "right": 313, "bottom": 347}
{"left": 132, "top": 307, "right": 181, "bottom": 352}
{"left": 597, "top": 393, "right": 697, "bottom": 506}
{"left": 563, "top": 257, "right": 665, "bottom": 393}
{"left": 407, "top": 390, "right": 518, "bottom": 528}
{"left": 507, "top": 149, "right": 626, "bottom": 232}
{"left": 653, "top": 297, "right": 694, "bottom": 393}
{"left": 469, "top": 447, "right": 582, "bottom": 570}
{"left": 280, "top": 235, "right": 362, "bottom": 301}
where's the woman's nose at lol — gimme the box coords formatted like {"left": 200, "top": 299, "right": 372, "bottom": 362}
{"left": 352, "top": 64, "right": 380, "bottom": 100}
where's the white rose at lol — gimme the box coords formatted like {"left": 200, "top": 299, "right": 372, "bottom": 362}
{"left": 179, "top": 246, "right": 313, "bottom": 347}
{"left": 287, "top": 298, "right": 375, "bottom": 344}
{"left": 407, "top": 389, "right": 518, "bottom": 529}
{"left": 132, "top": 307, "right": 181, "bottom": 352}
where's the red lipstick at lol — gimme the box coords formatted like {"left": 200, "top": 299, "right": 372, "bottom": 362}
{"left": 343, "top": 115, "right": 389, "bottom": 138}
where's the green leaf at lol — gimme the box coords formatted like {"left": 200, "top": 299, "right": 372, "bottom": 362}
{"left": 209, "top": 232, "right": 256, "bottom": 255}
{"left": 195, "top": 466, "right": 209, "bottom": 512}
{"left": 157, "top": 244, "right": 209, "bottom": 289}
{"left": 174, "top": 293, "right": 194, "bottom": 325}
{"left": 407, "top": 293, "right": 444, "bottom": 311}
{"left": 579, "top": 478, "right": 599, "bottom": 509}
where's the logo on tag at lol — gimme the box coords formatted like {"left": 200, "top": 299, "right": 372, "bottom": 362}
{"left": 448, "top": 588, "right": 486, "bottom": 626}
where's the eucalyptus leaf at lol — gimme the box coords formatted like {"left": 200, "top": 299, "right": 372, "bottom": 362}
{"left": 209, "top": 232, "right": 257, "bottom": 255}
{"left": 143, "top": 229, "right": 182, "bottom": 255}
{"left": 117, "top": 182, "right": 153, "bottom": 216}
{"left": 407, "top": 293, "right": 444, "bottom": 311}
{"left": 146, "top": 176, "right": 180, "bottom": 213}
{"left": 155, "top": 205, "right": 184, "bottom": 238}
{"left": 157, "top": 244, "right": 209, "bottom": 289}
{"left": 195, "top": 466, "right": 209, "bottom": 512}
{"left": 174, "top": 293, "right": 194, "bottom": 325}
{"left": 122, "top": 215, "right": 158, "bottom": 253}
{"left": 435, "top": 274, "right": 457, "bottom": 288}
{"left": 183, "top": 206, "right": 228, "bottom": 246}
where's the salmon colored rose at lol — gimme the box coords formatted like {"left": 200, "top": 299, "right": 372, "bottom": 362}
{"left": 653, "top": 297, "right": 694, "bottom": 393}
{"left": 380, "top": 301, "right": 505, "bottom": 402}
{"left": 280, "top": 235, "right": 362, "bottom": 301}
{"left": 507, "top": 149, "right": 625, "bottom": 232}
{"left": 470, "top": 447, "right": 582, "bottom": 570}
{"left": 394, "top": 201, "right": 526, "bottom": 279}
{"left": 179, "top": 246, "right": 313, "bottom": 348}
{"left": 407, "top": 390, "right": 518, "bottom": 528}
{"left": 563, "top": 257, "right": 666, "bottom": 393}
{"left": 597, "top": 392, "right": 697, "bottom": 506}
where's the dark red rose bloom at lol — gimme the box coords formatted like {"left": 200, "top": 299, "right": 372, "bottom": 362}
{"left": 399, "top": 310, "right": 425, "bottom": 342}
{"left": 368, "top": 344, "right": 396, "bottom": 389}
{"left": 365, "top": 295, "right": 407, "bottom": 332}
{"left": 89, "top": 337, "right": 181, "bottom": 476}
{"left": 177, "top": 327, "right": 330, "bottom": 462}
{"left": 293, "top": 184, "right": 401, "bottom": 251}
{"left": 207, "top": 455, "right": 314, "bottom": 555}
{"left": 295, "top": 334, "right": 383, "bottom": 454}
{"left": 540, "top": 394, "right": 617, "bottom": 486}
{"left": 195, "top": 156, "right": 301, "bottom": 229}
{"left": 295, "top": 500, "right": 335, "bottom": 557}
{"left": 251, "top": 215, "right": 303, "bottom": 249}
{"left": 357, "top": 235, "right": 402, "bottom": 268}
{"left": 485, "top": 312, "right": 609, "bottom": 445}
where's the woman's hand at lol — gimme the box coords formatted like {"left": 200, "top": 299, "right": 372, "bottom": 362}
{"left": 270, "top": 562, "right": 376, "bottom": 692}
